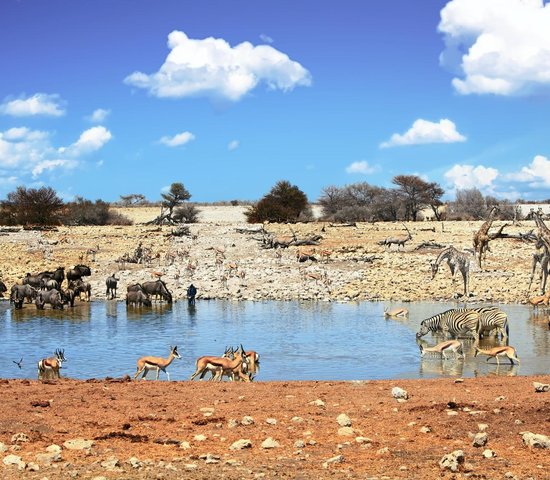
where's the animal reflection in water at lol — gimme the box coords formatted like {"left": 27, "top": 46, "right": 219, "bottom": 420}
{"left": 417, "top": 338, "right": 465, "bottom": 376}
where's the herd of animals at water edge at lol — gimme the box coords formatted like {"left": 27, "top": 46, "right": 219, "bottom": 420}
{"left": 1, "top": 208, "right": 550, "bottom": 381}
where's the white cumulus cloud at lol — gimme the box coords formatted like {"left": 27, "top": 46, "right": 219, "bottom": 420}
{"left": 345, "top": 160, "right": 377, "bottom": 174}
{"left": 507, "top": 154, "right": 550, "bottom": 187}
{"left": 380, "top": 118, "right": 466, "bottom": 148}
{"left": 159, "top": 131, "right": 195, "bottom": 147}
{"left": 444, "top": 164, "right": 499, "bottom": 191}
{"left": 228, "top": 140, "right": 240, "bottom": 151}
{"left": 0, "top": 93, "right": 66, "bottom": 117}
{"left": 87, "top": 108, "right": 111, "bottom": 123}
{"left": 124, "top": 30, "right": 311, "bottom": 102}
{"left": 0, "top": 125, "right": 112, "bottom": 182}
{"left": 64, "top": 126, "right": 112, "bottom": 156}
{"left": 439, "top": 0, "right": 550, "bottom": 95}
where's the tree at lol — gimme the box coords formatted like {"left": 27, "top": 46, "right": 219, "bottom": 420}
{"left": 392, "top": 175, "right": 444, "bottom": 221}
{"left": 451, "top": 188, "right": 486, "bottom": 219}
{"left": 245, "top": 180, "right": 310, "bottom": 223}
{"left": 62, "top": 197, "right": 132, "bottom": 225}
{"left": 148, "top": 182, "right": 192, "bottom": 225}
{"left": 0, "top": 186, "right": 63, "bottom": 226}
{"left": 119, "top": 193, "right": 147, "bottom": 206}
{"left": 162, "top": 183, "right": 191, "bottom": 219}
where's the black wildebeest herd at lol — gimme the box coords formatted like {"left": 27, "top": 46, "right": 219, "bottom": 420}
{"left": 0, "top": 265, "right": 174, "bottom": 310}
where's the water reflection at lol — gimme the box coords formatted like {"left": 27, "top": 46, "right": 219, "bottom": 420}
{"left": 0, "top": 299, "right": 549, "bottom": 381}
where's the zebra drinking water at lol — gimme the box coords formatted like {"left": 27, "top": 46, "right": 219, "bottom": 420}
{"left": 416, "top": 309, "right": 480, "bottom": 343}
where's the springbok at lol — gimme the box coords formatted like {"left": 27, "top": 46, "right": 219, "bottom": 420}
{"left": 474, "top": 345, "right": 520, "bottom": 366}
{"left": 419, "top": 340, "right": 464, "bottom": 360}
{"left": 38, "top": 349, "right": 66, "bottom": 379}
{"left": 529, "top": 290, "right": 550, "bottom": 307}
{"left": 134, "top": 345, "right": 181, "bottom": 381}
{"left": 190, "top": 346, "right": 250, "bottom": 382}
{"left": 384, "top": 307, "right": 409, "bottom": 318}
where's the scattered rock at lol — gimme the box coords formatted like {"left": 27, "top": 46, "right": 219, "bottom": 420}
{"left": 309, "top": 399, "right": 325, "bottom": 407}
{"left": 229, "top": 439, "right": 252, "bottom": 450}
{"left": 194, "top": 434, "right": 207, "bottom": 442}
{"left": 420, "top": 426, "right": 431, "bottom": 434}
{"left": 520, "top": 431, "right": 550, "bottom": 449}
{"left": 533, "top": 382, "right": 549, "bottom": 393}
{"left": 322, "top": 454, "right": 344, "bottom": 468}
{"left": 482, "top": 449, "right": 496, "bottom": 458}
{"left": 261, "top": 437, "right": 280, "bottom": 449}
{"left": 11, "top": 432, "right": 29, "bottom": 444}
{"left": 336, "top": 413, "right": 352, "bottom": 427}
{"left": 0, "top": 442, "right": 7, "bottom": 453}
{"left": 472, "top": 432, "right": 488, "bottom": 447}
{"left": 294, "top": 440, "right": 305, "bottom": 448}
{"left": 101, "top": 457, "right": 122, "bottom": 472}
{"left": 241, "top": 416, "right": 254, "bottom": 426}
{"left": 265, "top": 418, "right": 277, "bottom": 425}
{"left": 338, "top": 427, "right": 354, "bottom": 436}
{"left": 179, "top": 441, "right": 191, "bottom": 450}
{"left": 3, "top": 454, "right": 25, "bottom": 469}
{"left": 63, "top": 439, "right": 94, "bottom": 450}
{"left": 35, "top": 451, "right": 62, "bottom": 464}
{"left": 391, "top": 387, "right": 408, "bottom": 400}
{"left": 439, "top": 450, "right": 464, "bottom": 472}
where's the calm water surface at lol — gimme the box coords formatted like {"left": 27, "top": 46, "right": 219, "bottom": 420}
{"left": 1, "top": 300, "right": 548, "bottom": 381}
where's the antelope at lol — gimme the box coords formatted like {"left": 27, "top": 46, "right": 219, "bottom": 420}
{"left": 384, "top": 307, "right": 409, "bottom": 318}
{"left": 474, "top": 345, "right": 520, "bottom": 366}
{"left": 419, "top": 340, "right": 464, "bottom": 360}
{"left": 38, "top": 349, "right": 66, "bottom": 379}
{"left": 243, "top": 350, "right": 260, "bottom": 379}
{"left": 226, "top": 262, "right": 239, "bottom": 276}
{"left": 151, "top": 270, "right": 165, "bottom": 280}
{"left": 190, "top": 346, "right": 250, "bottom": 382}
{"left": 134, "top": 345, "right": 181, "bottom": 381}
{"left": 529, "top": 290, "right": 550, "bottom": 307}
{"left": 381, "top": 223, "right": 412, "bottom": 251}
{"left": 319, "top": 249, "right": 332, "bottom": 263}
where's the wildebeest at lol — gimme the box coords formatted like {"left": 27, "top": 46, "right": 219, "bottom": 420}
{"left": 66, "top": 264, "right": 92, "bottom": 283}
{"left": 61, "top": 288, "right": 77, "bottom": 307}
{"left": 126, "top": 290, "right": 152, "bottom": 307}
{"left": 0, "top": 280, "right": 7, "bottom": 297}
{"left": 10, "top": 284, "right": 38, "bottom": 308}
{"left": 105, "top": 274, "right": 119, "bottom": 299}
{"left": 35, "top": 289, "right": 64, "bottom": 310}
{"left": 37, "top": 267, "right": 65, "bottom": 286}
{"left": 44, "top": 279, "right": 60, "bottom": 291}
{"left": 22, "top": 273, "right": 45, "bottom": 289}
{"left": 139, "top": 280, "right": 173, "bottom": 303}
{"left": 69, "top": 280, "right": 91, "bottom": 302}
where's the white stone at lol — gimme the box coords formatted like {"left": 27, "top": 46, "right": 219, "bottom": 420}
{"left": 336, "top": 413, "right": 352, "bottom": 427}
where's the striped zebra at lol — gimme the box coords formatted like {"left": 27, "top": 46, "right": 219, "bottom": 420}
{"left": 416, "top": 309, "right": 480, "bottom": 342}
{"left": 458, "top": 306, "right": 509, "bottom": 341}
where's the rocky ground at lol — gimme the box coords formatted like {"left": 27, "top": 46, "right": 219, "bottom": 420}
{"left": 0, "top": 206, "right": 548, "bottom": 305}
{"left": 0, "top": 377, "right": 549, "bottom": 479}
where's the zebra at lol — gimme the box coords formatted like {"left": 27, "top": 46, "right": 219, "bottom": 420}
{"left": 457, "top": 306, "right": 509, "bottom": 341}
{"left": 416, "top": 309, "right": 480, "bottom": 342}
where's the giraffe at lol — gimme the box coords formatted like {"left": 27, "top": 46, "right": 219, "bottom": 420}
{"left": 531, "top": 211, "right": 550, "bottom": 294}
{"left": 533, "top": 210, "right": 550, "bottom": 253}
{"left": 473, "top": 205, "right": 499, "bottom": 269}
{"left": 431, "top": 246, "right": 471, "bottom": 298}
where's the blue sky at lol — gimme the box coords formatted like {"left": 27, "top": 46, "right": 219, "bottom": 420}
{"left": 1, "top": 0, "right": 550, "bottom": 203}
